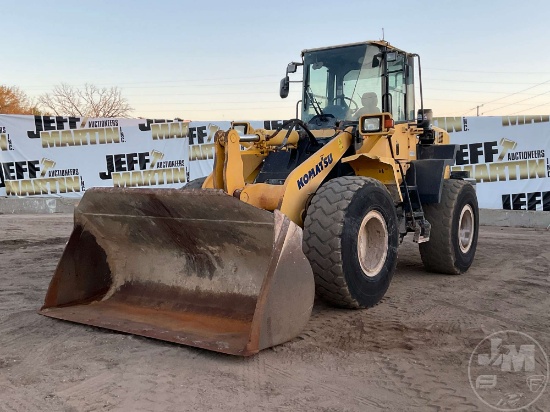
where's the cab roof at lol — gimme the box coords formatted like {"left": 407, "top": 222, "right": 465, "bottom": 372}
{"left": 301, "top": 40, "right": 408, "bottom": 57}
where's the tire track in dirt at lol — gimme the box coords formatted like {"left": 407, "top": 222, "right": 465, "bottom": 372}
{"left": 0, "top": 375, "right": 70, "bottom": 412}
{"left": 0, "top": 392, "right": 63, "bottom": 412}
{"left": 283, "top": 288, "right": 485, "bottom": 409}
{"left": 53, "top": 342, "right": 197, "bottom": 412}
{"left": 432, "top": 299, "right": 550, "bottom": 338}
{"left": 267, "top": 307, "right": 411, "bottom": 409}
{"left": 235, "top": 354, "right": 269, "bottom": 410}
{"left": 0, "top": 237, "right": 67, "bottom": 251}
{"left": 0, "top": 309, "right": 82, "bottom": 346}
{"left": 357, "top": 302, "right": 479, "bottom": 408}
{"left": 377, "top": 358, "right": 478, "bottom": 411}
{"left": 261, "top": 361, "right": 386, "bottom": 410}
{"left": 0, "top": 242, "right": 64, "bottom": 323}
{"left": 55, "top": 371, "right": 123, "bottom": 411}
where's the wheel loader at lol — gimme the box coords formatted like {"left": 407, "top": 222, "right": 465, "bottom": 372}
{"left": 40, "top": 41, "right": 479, "bottom": 356}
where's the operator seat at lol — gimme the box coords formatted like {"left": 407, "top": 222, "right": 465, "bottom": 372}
{"left": 353, "top": 92, "right": 380, "bottom": 119}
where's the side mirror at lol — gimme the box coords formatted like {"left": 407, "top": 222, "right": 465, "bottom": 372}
{"left": 287, "top": 63, "right": 298, "bottom": 74}
{"left": 280, "top": 76, "right": 290, "bottom": 99}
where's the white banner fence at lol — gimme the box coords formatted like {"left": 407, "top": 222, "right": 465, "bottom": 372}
{"left": 1, "top": 115, "right": 549, "bottom": 211}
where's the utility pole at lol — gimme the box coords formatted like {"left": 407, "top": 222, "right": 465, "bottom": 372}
{"left": 476, "top": 104, "right": 484, "bottom": 116}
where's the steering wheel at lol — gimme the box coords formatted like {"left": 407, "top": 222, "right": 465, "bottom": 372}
{"left": 331, "top": 96, "right": 358, "bottom": 111}
{"left": 307, "top": 113, "right": 337, "bottom": 129}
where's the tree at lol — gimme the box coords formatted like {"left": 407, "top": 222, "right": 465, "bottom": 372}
{"left": 0, "top": 85, "right": 40, "bottom": 114}
{"left": 38, "top": 83, "right": 133, "bottom": 118}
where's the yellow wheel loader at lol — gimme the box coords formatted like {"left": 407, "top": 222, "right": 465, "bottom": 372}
{"left": 40, "top": 41, "right": 479, "bottom": 356}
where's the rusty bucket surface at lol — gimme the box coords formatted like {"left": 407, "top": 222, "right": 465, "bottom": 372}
{"left": 39, "top": 187, "right": 315, "bottom": 356}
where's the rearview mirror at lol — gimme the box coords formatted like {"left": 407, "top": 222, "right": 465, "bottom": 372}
{"left": 280, "top": 76, "right": 290, "bottom": 99}
{"left": 312, "top": 62, "right": 324, "bottom": 70}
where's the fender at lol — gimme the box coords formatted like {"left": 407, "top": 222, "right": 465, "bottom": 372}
{"left": 278, "top": 131, "right": 353, "bottom": 226}
{"left": 342, "top": 153, "right": 403, "bottom": 202}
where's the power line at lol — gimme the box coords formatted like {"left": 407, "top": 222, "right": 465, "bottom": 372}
{"left": 131, "top": 100, "right": 291, "bottom": 106}
{"left": 124, "top": 91, "right": 281, "bottom": 97}
{"left": 115, "top": 75, "right": 281, "bottom": 85}
{"left": 461, "top": 79, "right": 550, "bottom": 115}
{"left": 424, "top": 87, "right": 521, "bottom": 95}
{"left": 135, "top": 106, "right": 294, "bottom": 113}
{"left": 507, "top": 101, "right": 550, "bottom": 115}
{"left": 482, "top": 89, "right": 550, "bottom": 114}
{"left": 17, "top": 75, "right": 284, "bottom": 90}
{"left": 425, "top": 67, "right": 550, "bottom": 75}
{"left": 428, "top": 78, "right": 550, "bottom": 85}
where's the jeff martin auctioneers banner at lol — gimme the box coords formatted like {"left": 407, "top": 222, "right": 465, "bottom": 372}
{"left": 1, "top": 114, "right": 549, "bottom": 211}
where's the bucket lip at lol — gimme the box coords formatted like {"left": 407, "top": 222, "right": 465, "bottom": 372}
{"left": 76, "top": 187, "right": 276, "bottom": 223}
{"left": 39, "top": 304, "right": 259, "bottom": 356}
{"left": 85, "top": 187, "right": 225, "bottom": 195}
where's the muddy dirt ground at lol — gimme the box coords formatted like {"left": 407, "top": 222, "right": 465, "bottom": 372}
{"left": 0, "top": 214, "right": 549, "bottom": 411}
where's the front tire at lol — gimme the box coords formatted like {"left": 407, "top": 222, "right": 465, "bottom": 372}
{"left": 303, "top": 176, "right": 399, "bottom": 308}
{"left": 419, "top": 179, "right": 479, "bottom": 274}
{"left": 182, "top": 176, "right": 206, "bottom": 190}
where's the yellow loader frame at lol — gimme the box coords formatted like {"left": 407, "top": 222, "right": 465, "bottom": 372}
{"left": 202, "top": 113, "right": 450, "bottom": 227}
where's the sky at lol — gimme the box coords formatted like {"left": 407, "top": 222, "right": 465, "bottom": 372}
{"left": 3, "top": 0, "right": 550, "bottom": 121}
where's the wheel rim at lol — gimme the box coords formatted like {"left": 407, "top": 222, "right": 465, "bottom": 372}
{"left": 458, "top": 204, "right": 474, "bottom": 254}
{"left": 357, "top": 210, "right": 388, "bottom": 277}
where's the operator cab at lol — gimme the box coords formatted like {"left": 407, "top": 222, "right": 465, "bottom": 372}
{"left": 281, "top": 41, "right": 416, "bottom": 129}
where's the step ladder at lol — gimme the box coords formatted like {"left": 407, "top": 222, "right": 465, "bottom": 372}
{"left": 402, "top": 163, "right": 431, "bottom": 243}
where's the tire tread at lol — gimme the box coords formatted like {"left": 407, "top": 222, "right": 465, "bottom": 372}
{"left": 419, "top": 179, "right": 477, "bottom": 274}
{"left": 303, "top": 176, "right": 390, "bottom": 308}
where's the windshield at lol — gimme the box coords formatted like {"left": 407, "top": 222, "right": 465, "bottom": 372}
{"left": 302, "top": 44, "right": 383, "bottom": 123}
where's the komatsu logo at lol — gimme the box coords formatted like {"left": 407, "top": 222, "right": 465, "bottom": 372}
{"left": 297, "top": 154, "right": 333, "bottom": 190}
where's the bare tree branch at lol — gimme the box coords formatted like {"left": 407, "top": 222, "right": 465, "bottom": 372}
{"left": 38, "top": 83, "right": 133, "bottom": 118}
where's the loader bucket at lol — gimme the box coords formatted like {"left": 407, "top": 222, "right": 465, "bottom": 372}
{"left": 39, "top": 187, "right": 314, "bottom": 356}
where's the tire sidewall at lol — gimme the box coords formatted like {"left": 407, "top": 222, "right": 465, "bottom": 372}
{"left": 450, "top": 184, "right": 479, "bottom": 272}
{"left": 183, "top": 176, "right": 206, "bottom": 189}
{"left": 341, "top": 185, "right": 399, "bottom": 304}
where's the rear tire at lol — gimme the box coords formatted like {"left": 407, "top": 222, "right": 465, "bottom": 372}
{"left": 303, "top": 176, "right": 399, "bottom": 308}
{"left": 182, "top": 176, "right": 206, "bottom": 190}
{"left": 419, "top": 179, "right": 479, "bottom": 274}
